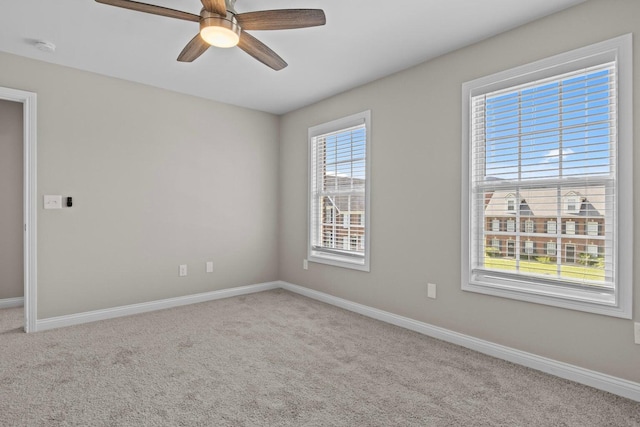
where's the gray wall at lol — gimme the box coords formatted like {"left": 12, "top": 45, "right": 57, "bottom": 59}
{"left": 279, "top": 0, "right": 640, "bottom": 383}
{"left": 0, "top": 99, "right": 23, "bottom": 299}
{"left": 0, "top": 0, "right": 637, "bottom": 385}
{"left": 0, "top": 52, "right": 280, "bottom": 318}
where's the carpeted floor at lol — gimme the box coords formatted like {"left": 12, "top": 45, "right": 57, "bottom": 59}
{"left": 0, "top": 289, "right": 638, "bottom": 426}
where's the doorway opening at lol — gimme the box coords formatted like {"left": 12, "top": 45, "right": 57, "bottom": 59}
{"left": 0, "top": 87, "right": 37, "bottom": 333}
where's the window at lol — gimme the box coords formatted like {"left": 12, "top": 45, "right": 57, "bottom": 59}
{"left": 564, "top": 192, "right": 581, "bottom": 214}
{"left": 506, "top": 220, "right": 515, "bottom": 233}
{"left": 462, "top": 35, "right": 632, "bottom": 318}
{"left": 523, "top": 241, "right": 534, "bottom": 255}
{"left": 565, "top": 244, "right": 576, "bottom": 264}
{"left": 325, "top": 206, "right": 335, "bottom": 224}
{"left": 546, "top": 220, "right": 557, "bottom": 234}
{"left": 343, "top": 213, "right": 350, "bottom": 228}
{"left": 350, "top": 236, "right": 358, "bottom": 251}
{"left": 546, "top": 241, "right": 557, "bottom": 256}
{"left": 523, "top": 219, "right": 534, "bottom": 234}
{"left": 587, "top": 221, "right": 599, "bottom": 236}
{"left": 506, "top": 194, "right": 516, "bottom": 212}
{"left": 491, "top": 219, "right": 500, "bottom": 232}
{"left": 565, "top": 220, "right": 576, "bottom": 235}
{"left": 587, "top": 244, "right": 599, "bottom": 257}
{"left": 309, "top": 110, "right": 371, "bottom": 271}
{"left": 491, "top": 238, "right": 501, "bottom": 250}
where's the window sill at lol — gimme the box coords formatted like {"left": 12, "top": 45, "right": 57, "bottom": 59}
{"left": 463, "top": 273, "right": 630, "bottom": 319}
{"left": 308, "top": 251, "right": 370, "bottom": 272}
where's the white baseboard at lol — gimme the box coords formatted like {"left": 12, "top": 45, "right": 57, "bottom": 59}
{"left": 36, "top": 281, "right": 280, "bottom": 332}
{"left": 278, "top": 281, "right": 640, "bottom": 403}
{"left": 30, "top": 279, "right": 639, "bottom": 402}
{"left": 0, "top": 297, "right": 24, "bottom": 309}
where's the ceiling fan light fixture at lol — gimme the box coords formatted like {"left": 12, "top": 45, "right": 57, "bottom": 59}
{"left": 200, "top": 14, "right": 241, "bottom": 48}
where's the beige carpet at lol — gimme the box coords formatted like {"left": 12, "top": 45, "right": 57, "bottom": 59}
{"left": 0, "top": 289, "right": 638, "bottom": 426}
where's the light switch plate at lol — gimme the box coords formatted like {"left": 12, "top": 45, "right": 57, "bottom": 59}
{"left": 206, "top": 261, "right": 213, "bottom": 273}
{"left": 44, "top": 195, "right": 62, "bottom": 209}
{"left": 634, "top": 322, "right": 640, "bottom": 345}
{"left": 427, "top": 283, "right": 437, "bottom": 299}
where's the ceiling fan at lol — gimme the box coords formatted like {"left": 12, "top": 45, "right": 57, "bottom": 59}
{"left": 95, "top": 0, "right": 326, "bottom": 70}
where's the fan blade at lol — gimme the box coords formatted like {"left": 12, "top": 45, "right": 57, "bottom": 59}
{"left": 95, "top": 0, "right": 199, "bottom": 22}
{"left": 177, "top": 34, "right": 210, "bottom": 62}
{"left": 237, "top": 31, "right": 287, "bottom": 71}
{"left": 235, "top": 9, "right": 326, "bottom": 31}
{"left": 201, "top": 0, "right": 227, "bottom": 16}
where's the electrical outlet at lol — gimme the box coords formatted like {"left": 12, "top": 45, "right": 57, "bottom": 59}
{"left": 179, "top": 264, "right": 187, "bottom": 277}
{"left": 303, "top": 259, "right": 308, "bottom": 270}
{"left": 427, "top": 283, "right": 437, "bottom": 299}
{"left": 634, "top": 322, "right": 640, "bottom": 345}
{"left": 206, "top": 261, "right": 213, "bottom": 273}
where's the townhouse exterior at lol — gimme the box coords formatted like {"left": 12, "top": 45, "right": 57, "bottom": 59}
{"left": 320, "top": 175, "right": 365, "bottom": 253}
{"left": 483, "top": 186, "right": 606, "bottom": 264}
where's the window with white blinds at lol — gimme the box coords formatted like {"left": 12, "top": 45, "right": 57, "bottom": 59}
{"left": 461, "top": 35, "right": 632, "bottom": 318}
{"left": 308, "top": 111, "right": 371, "bottom": 271}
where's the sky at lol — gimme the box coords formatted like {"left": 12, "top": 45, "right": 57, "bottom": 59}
{"left": 482, "top": 66, "right": 613, "bottom": 182}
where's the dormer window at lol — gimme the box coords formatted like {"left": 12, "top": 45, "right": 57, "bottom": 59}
{"left": 506, "top": 193, "right": 517, "bottom": 213}
{"left": 564, "top": 192, "right": 581, "bottom": 214}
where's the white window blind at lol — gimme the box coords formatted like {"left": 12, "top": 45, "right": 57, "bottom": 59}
{"left": 471, "top": 62, "right": 615, "bottom": 287}
{"left": 462, "top": 35, "right": 633, "bottom": 318}
{"left": 308, "top": 111, "right": 371, "bottom": 271}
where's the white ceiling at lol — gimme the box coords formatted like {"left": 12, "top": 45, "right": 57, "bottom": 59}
{"left": 0, "top": 0, "right": 586, "bottom": 114}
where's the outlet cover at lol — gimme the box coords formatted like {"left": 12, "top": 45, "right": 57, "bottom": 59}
{"left": 634, "top": 322, "right": 640, "bottom": 345}
{"left": 303, "top": 259, "right": 308, "bottom": 270}
{"left": 179, "top": 264, "right": 187, "bottom": 277}
{"left": 206, "top": 261, "right": 213, "bottom": 273}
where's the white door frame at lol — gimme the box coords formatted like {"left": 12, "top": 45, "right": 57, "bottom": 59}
{"left": 0, "top": 87, "right": 37, "bottom": 333}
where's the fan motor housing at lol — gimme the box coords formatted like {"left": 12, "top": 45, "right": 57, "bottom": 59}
{"left": 200, "top": 9, "right": 241, "bottom": 47}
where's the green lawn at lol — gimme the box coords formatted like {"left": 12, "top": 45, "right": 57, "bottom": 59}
{"left": 484, "top": 257, "right": 605, "bottom": 282}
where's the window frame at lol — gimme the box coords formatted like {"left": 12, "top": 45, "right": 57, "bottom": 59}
{"left": 546, "top": 220, "right": 557, "bottom": 234}
{"left": 523, "top": 219, "right": 534, "bottom": 234}
{"left": 308, "top": 110, "right": 371, "bottom": 272}
{"left": 523, "top": 240, "right": 534, "bottom": 255}
{"left": 461, "top": 35, "right": 633, "bottom": 319}
{"left": 491, "top": 238, "right": 501, "bottom": 250}
{"left": 565, "top": 220, "right": 576, "bottom": 235}
{"left": 546, "top": 241, "right": 557, "bottom": 256}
